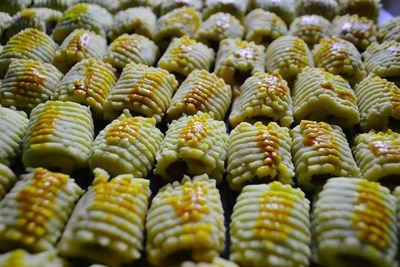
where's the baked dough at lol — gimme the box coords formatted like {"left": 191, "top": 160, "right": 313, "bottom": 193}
{"left": 265, "top": 36, "right": 313, "bottom": 81}
{"left": 0, "top": 59, "right": 63, "bottom": 112}
{"left": 229, "top": 72, "right": 293, "bottom": 128}
{"left": 104, "top": 63, "right": 178, "bottom": 122}
{"left": 377, "top": 16, "right": 400, "bottom": 43}
{"left": 215, "top": 38, "right": 265, "bottom": 92}
{"left": 166, "top": 69, "right": 232, "bottom": 121}
{"left": 108, "top": 7, "right": 156, "bottom": 40}
{"left": 312, "top": 177, "right": 397, "bottom": 267}
{"left": 292, "top": 67, "right": 360, "bottom": 128}
{"left": 338, "top": 0, "right": 381, "bottom": 22}
{"left": 313, "top": 37, "right": 366, "bottom": 85}
{"left": 146, "top": 174, "right": 225, "bottom": 266}
{"left": 203, "top": 0, "right": 248, "bottom": 20}
{"left": 90, "top": 112, "right": 163, "bottom": 177}
{"left": 0, "top": 168, "right": 83, "bottom": 252}
{"left": 291, "top": 120, "right": 361, "bottom": 191}
{"left": 0, "top": 164, "right": 16, "bottom": 200}
{"left": 363, "top": 41, "right": 400, "bottom": 80}
{"left": 195, "top": 13, "right": 244, "bottom": 50}
{"left": 244, "top": 9, "right": 287, "bottom": 46}
{"left": 354, "top": 76, "right": 400, "bottom": 131}
{"left": 252, "top": 0, "right": 295, "bottom": 24}
{"left": 58, "top": 168, "right": 151, "bottom": 266}
{"left": 54, "top": 58, "right": 117, "bottom": 118}
{"left": 52, "top": 29, "right": 107, "bottom": 74}
{"left": 331, "top": 14, "right": 376, "bottom": 51}
{"left": 23, "top": 101, "right": 94, "bottom": 173}
{"left": 6, "top": 8, "right": 62, "bottom": 38}
{"left": 52, "top": 3, "right": 113, "bottom": 43}
{"left": 154, "top": 112, "right": 228, "bottom": 182}
{"left": 0, "top": 250, "right": 64, "bottom": 267}
{"left": 295, "top": 0, "right": 339, "bottom": 20}
{"left": 153, "top": 7, "right": 201, "bottom": 48}
{"left": 157, "top": 36, "right": 215, "bottom": 81}
{"left": 231, "top": 182, "right": 311, "bottom": 267}
{"left": 0, "top": 28, "right": 58, "bottom": 77}
{"left": 104, "top": 34, "right": 159, "bottom": 71}
{"left": 0, "top": 107, "right": 28, "bottom": 166}
{"left": 226, "top": 122, "right": 294, "bottom": 190}
{"left": 289, "top": 15, "right": 331, "bottom": 48}
{"left": 353, "top": 129, "right": 400, "bottom": 184}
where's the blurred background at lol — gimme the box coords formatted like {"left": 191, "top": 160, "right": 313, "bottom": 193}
{"left": 383, "top": 0, "right": 400, "bottom": 15}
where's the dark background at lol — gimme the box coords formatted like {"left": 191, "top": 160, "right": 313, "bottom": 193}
{"left": 384, "top": 0, "right": 400, "bottom": 15}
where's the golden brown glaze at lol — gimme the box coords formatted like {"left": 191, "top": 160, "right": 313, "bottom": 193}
{"left": 17, "top": 168, "right": 68, "bottom": 245}
{"left": 353, "top": 180, "right": 391, "bottom": 250}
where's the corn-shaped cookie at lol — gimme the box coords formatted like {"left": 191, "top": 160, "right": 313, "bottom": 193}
{"left": 107, "top": 7, "right": 156, "bottom": 41}
{"left": 157, "top": 36, "right": 215, "bottom": 81}
{"left": 154, "top": 112, "right": 228, "bottom": 182}
{"left": 353, "top": 130, "right": 400, "bottom": 184}
{"left": 0, "top": 0, "right": 31, "bottom": 15}
{"left": 181, "top": 258, "right": 239, "bottom": 267}
{"left": 58, "top": 168, "right": 151, "bottom": 266}
{"left": 23, "top": 101, "right": 94, "bottom": 173}
{"left": 0, "top": 107, "right": 28, "bottom": 166}
{"left": 289, "top": 15, "right": 331, "bottom": 48}
{"left": 195, "top": 13, "right": 244, "bottom": 51}
{"left": 0, "top": 59, "right": 63, "bottom": 112}
{"left": 313, "top": 37, "right": 366, "bottom": 85}
{"left": 229, "top": 72, "right": 293, "bottom": 128}
{"left": 104, "top": 34, "right": 159, "bottom": 71}
{"left": 245, "top": 9, "right": 287, "bottom": 46}
{"left": 231, "top": 182, "right": 311, "bottom": 267}
{"left": 215, "top": 38, "right": 265, "bottom": 91}
{"left": 0, "top": 250, "right": 64, "bottom": 267}
{"left": 338, "top": 0, "right": 381, "bottom": 22}
{"left": 90, "top": 112, "right": 163, "bottom": 177}
{"left": 295, "top": 0, "right": 339, "bottom": 20}
{"left": 54, "top": 58, "right": 117, "bottom": 118}
{"left": 265, "top": 36, "right": 314, "bottom": 81}
{"left": 154, "top": 7, "right": 201, "bottom": 48}
{"left": 354, "top": 76, "right": 400, "bottom": 131}
{"left": 291, "top": 120, "right": 361, "bottom": 191}
{"left": 0, "top": 28, "right": 58, "bottom": 77}
{"left": 331, "top": 15, "right": 376, "bottom": 51}
{"left": 377, "top": 16, "right": 400, "bottom": 43}
{"left": 104, "top": 63, "right": 178, "bottom": 122}
{"left": 0, "top": 12, "right": 12, "bottom": 41}
{"left": 293, "top": 67, "right": 360, "bottom": 128}
{"left": 312, "top": 177, "right": 397, "bottom": 267}
{"left": 160, "top": 0, "right": 203, "bottom": 15}
{"left": 252, "top": 0, "right": 295, "bottom": 24}
{"left": 363, "top": 41, "right": 400, "bottom": 79}
{"left": 146, "top": 174, "right": 225, "bottom": 267}
{"left": 52, "top": 29, "right": 107, "bottom": 74}
{"left": 6, "top": 8, "right": 62, "bottom": 38}
{"left": 0, "top": 164, "right": 16, "bottom": 200}
{"left": 53, "top": 3, "right": 113, "bottom": 43}
{"left": 32, "top": 0, "right": 79, "bottom": 11}
{"left": 166, "top": 70, "right": 232, "bottom": 121}
{"left": 203, "top": 0, "right": 248, "bottom": 20}
{"left": 227, "top": 122, "right": 294, "bottom": 190}
{"left": 0, "top": 168, "right": 83, "bottom": 252}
